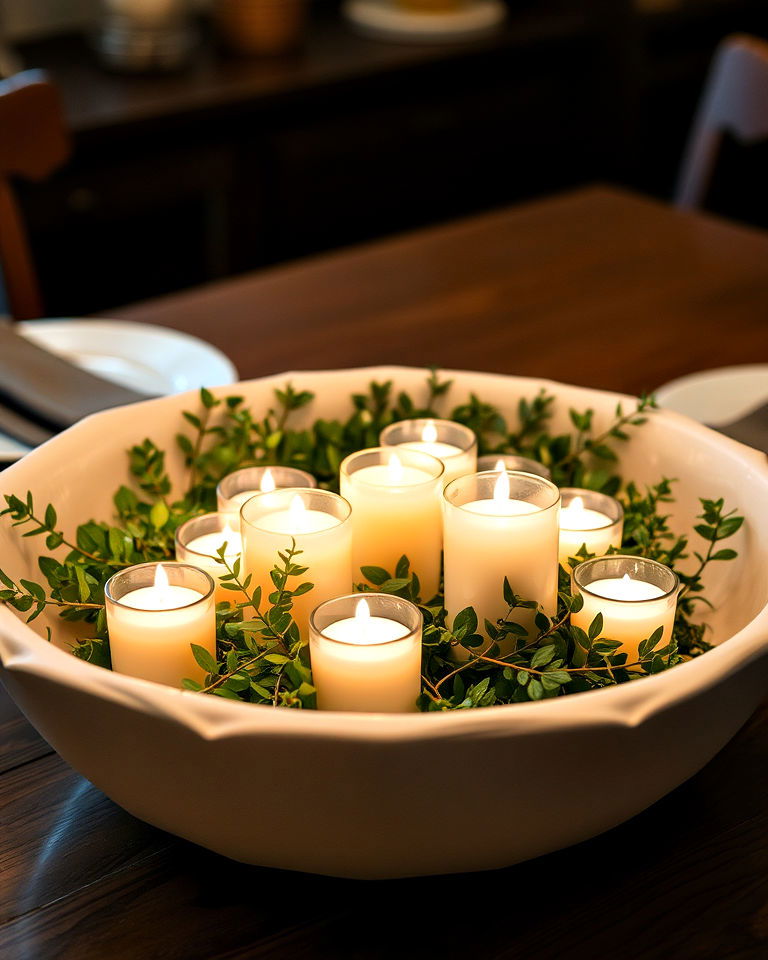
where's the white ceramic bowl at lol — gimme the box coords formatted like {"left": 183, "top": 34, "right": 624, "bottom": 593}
{"left": 1, "top": 368, "right": 767, "bottom": 879}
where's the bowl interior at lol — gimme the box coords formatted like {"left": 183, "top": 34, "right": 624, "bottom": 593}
{"left": 1, "top": 366, "right": 766, "bottom": 670}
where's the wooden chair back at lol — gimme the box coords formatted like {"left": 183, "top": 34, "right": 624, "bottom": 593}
{"left": 675, "top": 34, "right": 768, "bottom": 210}
{"left": 0, "top": 70, "right": 70, "bottom": 320}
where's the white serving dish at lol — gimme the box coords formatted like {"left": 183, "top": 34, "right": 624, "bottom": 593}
{"left": 1, "top": 367, "right": 767, "bottom": 879}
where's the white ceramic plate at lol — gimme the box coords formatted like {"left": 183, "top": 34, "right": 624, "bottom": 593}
{"left": 0, "top": 319, "right": 238, "bottom": 462}
{"left": 655, "top": 364, "right": 768, "bottom": 427}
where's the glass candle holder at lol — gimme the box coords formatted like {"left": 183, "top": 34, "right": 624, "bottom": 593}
{"left": 443, "top": 470, "right": 560, "bottom": 656}
{"left": 175, "top": 512, "right": 242, "bottom": 604}
{"left": 571, "top": 555, "right": 679, "bottom": 665}
{"left": 340, "top": 447, "right": 444, "bottom": 601}
{"left": 309, "top": 593, "right": 423, "bottom": 712}
{"left": 97, "top": 0, "right": 195, "bottom": 72}
{"left": 558, "top": 488, "right": 624, "bottom": 569}
{"left": 477, "top": 453, "right": 551, "bottom": 480}
{"left": 105, "top": 562, "right": 216, "bottom": 688}
{"left": 380, "top": 418, "right": 477, "bottom": 486}
{"left": 241, "top": 488, "right": 352, "bottom": 639}
{"left": 217, "top": 465, "right": 317, "bottom": 518}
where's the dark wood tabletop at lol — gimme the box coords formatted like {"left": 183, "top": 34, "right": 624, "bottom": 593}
{"left": 3, "top": 186, "right": 768, "bottom": 959}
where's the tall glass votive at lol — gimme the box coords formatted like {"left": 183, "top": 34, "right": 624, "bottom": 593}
{"left": 340, "top": 447, "right": 444, "bottom": 601}
{"left": 309, "top": 593, "right": 423, "bottom": 712}
{"left": 477, "top": 454, "right": 551, "bottom": 480}
{"left": 217, "top": 465, "right": 317, "bottom": 518}
{"left": 105, "top": 562, "right": 216, "bottom": 688}
{"left": 443, "top": 470, "right": 560, "bottom": 657}
{"left": 571, "top": 555, "right": 679, "bottom": 664}
{"left": 241, "top": 488, "right": 352, "bottom": 639}
{"left": 175, "top": 512, "right": 242, "bottom": 604}
{"left": 380, "top": 418, "right": 477, "bottom": 486}
{"left": 558, "top": 488, "right": 624, "bottom": 568}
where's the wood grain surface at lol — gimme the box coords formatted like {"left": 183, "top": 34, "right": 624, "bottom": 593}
{"left": 3, "top": 186, "right": 768, "bottom": 959}
{"left": 114, "top": 186, "right": 768, "bottom": 398}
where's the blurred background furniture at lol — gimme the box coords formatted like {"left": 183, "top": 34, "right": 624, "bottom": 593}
{"left": 0, "top": 69, "right": 69, "bottom": 320}
{"left": 676, "top": 33, "right": 768, "bottom": 208}
{"left": 0, "top": 1, "right": 765, "bottom": 317}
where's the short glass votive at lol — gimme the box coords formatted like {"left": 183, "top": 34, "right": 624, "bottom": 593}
{"left": 104, "top": 562, "right": 216, "bottom": 688}
{"left": 443, "top": 470, "right": 560, "bottom": 654}
{"left": 571, "top": 555, "right": 679, "bottom": 664}
{"left": 340, "top": 447, "right": 444, "bottom": 601}
{"left": 217, "top": 465, "right": 317, "bottom": 517}
{"left": 380, "top": 418, "right": 477, "bottom": 486}
{"left": 309, "top": 593, "right": 423, "bottom": 712}
{"left": 477, "top": 453, "right": 551, "bottom": 480}
{"left": 558, "top": 487, "right": 624, "bottom": 569}
{"left": 175, "top": 512, "right": 242, "bottom": 604}
{"left": 241, "top": 488, "right": 352, "bottom": 639}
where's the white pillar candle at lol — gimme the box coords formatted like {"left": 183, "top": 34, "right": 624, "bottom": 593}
{"left": 477, "top": 454, "right": 551, "bottom": 480}
{"left": 175, "top": 512, "right": 243, "bottom": 604}
{"left": 241, "top": 489, "right": 352, "bottom": 639}
{"left": 443, "top": 470, "right": 560, "bottom": 657}
{"left": 380, "top": 418, "right": 477, "bottom": 486}
{"left": 340, "top": 448, "right": 444, "bottom": 600}
{"left": 571, "top": 556, "right": 679, "bottom": 664}
{"left": 558, "top": 488, "right": 624, "bottom": 568}
{"left": 309, "top": 594, "right": 422, "bottom": 712}
{"left": 217, "top": 465, "right": 317, "bottom": 518}
{"left": 105, "top": 562, "right": 216, "bottom": 688}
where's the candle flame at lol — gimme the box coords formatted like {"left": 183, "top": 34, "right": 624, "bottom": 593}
{"left": 570, "top": 496, "right": 585, "bottom": 512}
{"left": 421, "top": 420, "right": 438, "bottom": 444}
{"left": 154, "top": 563, "right": 169, "bottom": 590}
{"left": 494, "top": 458, "right": 506, "bottom": 473}
{"left": 388, "top": 452, "right": 404, "bottom": 483}
{"left": 355, "top": 597, "right": 371, "bottom": 622}
{"left": 622, "top": 573, "right": 633, "bottom": 584}
{"left": 260, "top": 468, "right": 276, "bottom": 493}
{"left": 289, "top": 494, "right": 306, "bottom": 525}
{"left": 493, "top": 469, "right": 510, "bottom": 502}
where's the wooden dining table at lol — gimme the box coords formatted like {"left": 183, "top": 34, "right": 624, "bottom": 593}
{"left": 2, "top": 185, "right": 768, "bottom": 959}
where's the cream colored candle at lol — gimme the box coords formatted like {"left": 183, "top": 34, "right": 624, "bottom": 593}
{"left": 571, "top": 556, "right": 679, "bottom": 663}
{"left": 340, "top": 448, "right": 444, "bottom": 600}
{"left": 443, "top": 470, "right": 560, "bottom": 657}
{"left": 217, "top": 465, "right": 317, "bottom": 518}
{"left": 241, "top": 489, "right": 352, "bottom": 639}
{"left": 175, "top": 513, "right": 242, "bottom": 604}
{"left": 558, "top": 488, "right": 624, "bottom": 568}
{"left": 380, "top": 418, "right": 477, "bottom": 486}
{"left": 105, "top": 562, "right": 216, "bottom": 688}
{"left": 477, "top": 454, "right": 551, "bottom": 480}
{"left": 309, "top": 594, "right": 422, "bottom": 712}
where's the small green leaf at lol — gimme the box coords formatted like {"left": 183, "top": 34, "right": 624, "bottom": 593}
{"left": 191, "top": 644, "right": 218, "bottom": 675}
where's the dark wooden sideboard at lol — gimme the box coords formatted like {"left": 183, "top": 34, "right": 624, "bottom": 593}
{"left": 10, "top": 0, "right": 768, "bottom": 318}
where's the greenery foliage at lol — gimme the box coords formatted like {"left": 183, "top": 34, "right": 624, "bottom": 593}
{"left": 0, "top": 372, "right": 743, "bottom": 710}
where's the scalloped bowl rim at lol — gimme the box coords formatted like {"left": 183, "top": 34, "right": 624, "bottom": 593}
{"left": 2, "top": 366, "right": 768, "bottom": 743}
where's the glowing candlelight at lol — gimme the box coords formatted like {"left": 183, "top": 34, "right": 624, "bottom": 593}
{"left": 309, "top": 593, "right": 422, "bottom": 712}
{"left": 175, "top": 514, "right": 243, "bottom": 604}
{"left": 241, "top": 489, "right": 352, "bottom": 639}
{"left": 571, "top": 556, "right": 679, "bottom": 663}
{"left": 443, "top": 471, "right": 560, "bottom": 656}
{"left": 340, "top": 447, "right": 444, "bottom": 599}
{"left": 379, "top": 418, "right": 477, "bottom": 486}
{"left": 105, "top": 562, "right": 216, "bottom": 688}
{"left": 216, "top": 465, "right": 317, "bottom": 517}
{"left": 558, "top": 488, "right": 624, "bottom": 568}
